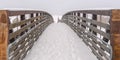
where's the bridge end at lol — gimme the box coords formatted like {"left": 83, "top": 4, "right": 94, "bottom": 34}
{"left": 111, "top": 9, "right": 120, "bottom": 60}
{"left": 0, "top": 10, "right": 9, "bottom": 60}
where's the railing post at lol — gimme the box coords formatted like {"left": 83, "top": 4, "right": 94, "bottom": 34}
{"left": 111, "top": 9, "right": 120, "bottom": 60}
{"left": 0, "top": 10, "right": 9, "bottom": 60}
{"left": 30, "top": 13, "right": 34, "bottom": 28}
{"left": 82, "top": 13, "right": 86, "bottom": 28}
{"left": 92, "top": 14, "right": 97, "bottom": 35}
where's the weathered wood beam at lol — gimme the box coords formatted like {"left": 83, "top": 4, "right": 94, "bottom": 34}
{"left": 0, "top": 10, "right": 9, "bottom": 60}
{"left": 111, "top": 9, "right": 120, "bottom": 60}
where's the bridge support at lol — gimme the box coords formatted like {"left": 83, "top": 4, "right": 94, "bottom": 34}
{"left": 111, "top": 10, "right": 120, "bottom": 60}
{"left": 0, "top": 11, "right": 8, "bottom": 60}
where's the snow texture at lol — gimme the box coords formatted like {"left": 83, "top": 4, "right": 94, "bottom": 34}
{"left": 23, "top": 23, "right": 97, "bottom": 60}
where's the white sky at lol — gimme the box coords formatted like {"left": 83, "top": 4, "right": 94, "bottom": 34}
{"left": 0, "top": 0, "right": 120, "bottom": 15}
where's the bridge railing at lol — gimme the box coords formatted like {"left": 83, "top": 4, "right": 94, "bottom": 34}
{"left": 62, "top": 9, "right": 120, "bottom": 60}
{"left": 0, "top": 10, "right": 53, "bottom": 60}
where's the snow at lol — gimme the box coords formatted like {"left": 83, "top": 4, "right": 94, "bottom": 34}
{"left": 53, "top": 15, "right": 62, "bottom": 23}
{"left": 23, "top": 23, "right": 97, "bottom": 60}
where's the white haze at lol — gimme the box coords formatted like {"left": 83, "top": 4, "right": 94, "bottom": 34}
{"left": 0, "top": 0, "right": 120, "bottom": 16}
{"left": 0, "top": 0, "right": 120, "bottom": 22}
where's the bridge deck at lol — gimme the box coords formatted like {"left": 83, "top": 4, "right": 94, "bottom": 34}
{"left": 23, "top": 23, "right": 97, "bottom": 60}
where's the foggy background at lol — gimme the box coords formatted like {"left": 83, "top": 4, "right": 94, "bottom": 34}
{"left": 0, "top": 0, "right": 120, "bottom": 22}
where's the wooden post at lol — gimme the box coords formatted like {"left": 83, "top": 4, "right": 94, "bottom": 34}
{"left": 36, "top": 13, "right": 39, "bottom": 25}
{"left": 0, "top": 10, "right": 9, "bottom": 60}
{"left": 111, "top": 10, "right": 120, "bottom": 60}
{"left": 31, "top": 14, "right": 34, "bottom": 28}
{"left": 82, "top": 13, "right": 86, "bottom": 28}
{"left": 92, "top": 14, "right": 97, "bottom": 35}
{"left": 20, "top": 15, "right": 26, "bottom": 35}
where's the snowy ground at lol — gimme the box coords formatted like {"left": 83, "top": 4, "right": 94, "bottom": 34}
{"left": 24, "top": 23, "right": 97, "bottom": 60}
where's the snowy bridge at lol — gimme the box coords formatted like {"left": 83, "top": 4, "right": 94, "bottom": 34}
{"left": 0, "top": 10, "right": 120, "bottom": 60}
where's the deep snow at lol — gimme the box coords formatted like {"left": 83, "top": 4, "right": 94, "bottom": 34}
{"left": 23, "top": 23, "right": 97, "bottom": 60}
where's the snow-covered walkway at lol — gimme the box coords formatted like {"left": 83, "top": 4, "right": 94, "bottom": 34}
{"left": 24, "top": 23, "right": 97, "bottom": 60}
